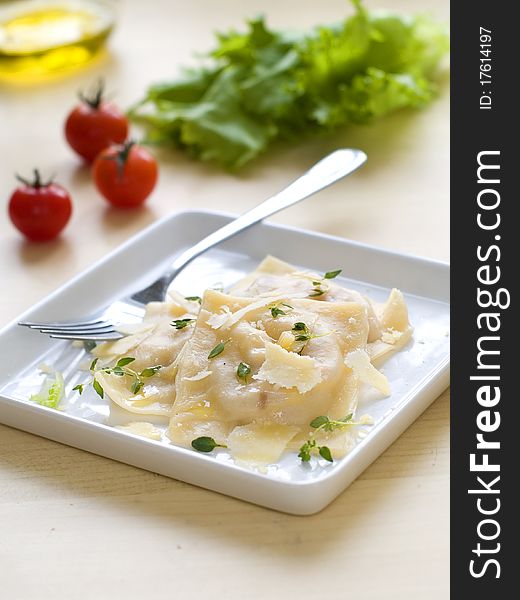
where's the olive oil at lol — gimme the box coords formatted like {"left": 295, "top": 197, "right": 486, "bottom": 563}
{"left": 0, "top": 0, "right": 115, "bottom": 80}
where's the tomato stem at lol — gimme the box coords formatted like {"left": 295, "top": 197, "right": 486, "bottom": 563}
{"left": 102, "top": 140, "right": 135, "bottom": 178}
{"left": 79, "top": 78, "right": 105, "bottom": 110}
{"left": 118, "top": 140, "right": 135, "bottom": 164}
{"left": 15, "top": 169, "right": 53, "bottom": 189}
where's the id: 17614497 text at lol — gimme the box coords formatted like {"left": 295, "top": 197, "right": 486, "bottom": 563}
{"left": 480, "top": 27, "right": 492, "bottom": 110}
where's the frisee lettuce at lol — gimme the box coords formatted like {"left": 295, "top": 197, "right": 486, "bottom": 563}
{"left": 129, "top": 0, "right": 448, "bottom": 169}
{"left": 30, "top": 371, "right": 65, "bottom": 409}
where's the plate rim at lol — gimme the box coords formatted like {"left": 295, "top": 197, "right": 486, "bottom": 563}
{"left": 1, "top": 208, "right": 450, "bottom": 335}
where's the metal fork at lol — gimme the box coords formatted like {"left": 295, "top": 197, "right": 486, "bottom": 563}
{"left": 20, "top": 148, "right": 367, "bottom": 341}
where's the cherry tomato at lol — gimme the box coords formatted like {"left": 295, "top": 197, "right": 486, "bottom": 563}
{"left": 8, "top": 170, "right": 72, "bottom": 242}
{"left": 92, "top": 141, "right": 158, "bottom": 208}
{"left": 65, "top": 80, "right": 128, "bottom": 162}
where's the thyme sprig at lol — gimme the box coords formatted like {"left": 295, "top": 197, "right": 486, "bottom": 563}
{"left": 298, "top": 440, "right": 333, "bottom": 462}
{"left": 292, "top": 321, "right": 311, "bottom": 340}
{"left": 267, "top": 301, "right": 293, "bottom": 318}
{"left": 290, "top": 322, "right": 331, "bottom": 354}
{"left": 171, "top": 318, "right": 195, "bottom": 330}
{"left": 309, "top": 281, "right": 326, "bottom": 297}
{"left": 308, "top": 269, "right": 342, "bottom": 297}
{"left": 73, "top": 356, "right": 162, "bottom": 398}
{"left": 298, "top": 413, "right": 355, "bottom": 463}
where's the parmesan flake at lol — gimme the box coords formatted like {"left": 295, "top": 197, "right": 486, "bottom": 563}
{"left": 206, "top": 305, "right": 232, "bottom": 329}
{"left": 253, "top": 341, "right": 322, "bottom": 394}
{"left": 381, "top": 328, "right": 403, "bottom": 345}
{"left": 209, "top": 296, "right": 285, "bottom": 330}
{"left": 182, "top": 369, "right": 212, "bottom": 382}
{"left": 345, "top": 348, "right": 390, "bottom": 396}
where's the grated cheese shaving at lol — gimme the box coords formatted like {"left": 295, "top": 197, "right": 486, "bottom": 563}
{"left": 253, "top": 341, "right": 322, "bottom": 393}
{"left": 345, "top": 348, "right": 390, "bottom": 396}
{"left": 182, "top": 369, "right": 212, "bottom": 382}
{"left": 206, "top": 305, "right": 232, "bottom": 329}
{"left": 381, "top": 328, "right": 403, "bottom": 345}
{"left": 227, "top": 422, "right": 299, "bottom": 464}
{"left": 207, "top": 295, "right": 285, "bottom": 330}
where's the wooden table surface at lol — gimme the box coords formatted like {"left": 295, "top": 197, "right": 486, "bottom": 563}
{"left": 0, "top": 1, "right": 449, "bottom": 598}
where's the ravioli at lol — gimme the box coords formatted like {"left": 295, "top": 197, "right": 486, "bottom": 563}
{"left": 92, "top": 299, "right": 196, "bottom": 415}
{"left": 230, "top": 255, "right": 412, "bottom": 360}
{"left": 93, "top": 300, "right": 196, "bottom": 370}
{"left": 95, "top": 362, "right": 177, "bottom": 416}
{"left": 229, "top": 255, "right": 383, "bottom": 341}
{"left": 89, "top": 255, "right": 412, "bottom": 466}
{"left": 168, "top": 289, "right": 371, "bottom": 461}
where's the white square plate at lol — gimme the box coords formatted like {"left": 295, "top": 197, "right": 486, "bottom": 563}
{"left": 0, "top": 211, "right": 449, "bottom": 515}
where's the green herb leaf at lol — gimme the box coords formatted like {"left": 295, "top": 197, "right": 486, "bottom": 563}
{"left": 294, "top": 334, "right": 311, "bottom": 342}
{"left": 191, "top": 436, "right": 227, "bottom": 453}
{"left": 92, "top": 356, "right": 163, "bottom": 396}
{"left": 267, "top": 302, "right": 293, "bottom": 319}
{"left": 140, "top": 365, "right": 162, "bottom": 378}
{"left": 299, "top": 413, "right": 358, "bottom": 462}
{"left": 208, "top": 340, "right": 229, "bottom": 359}
{"left": 116, "top": 357, "right": 136, "bottom": 367}
{"left": 310, "top": 413, "right": 356, "bottom": 432}
{"left": 131, "top": 377, "right": 144, "bottom": 394}
{"left": 83, "top": 340, "right": 97, "bottom": 352}
{"left": 298, "top": 439, "right": 315, "bottom": 462}
{"left": 93, "top": 379, "right": 104, "bottom": 399}
{"left": 309, "top": 288, "right": 325, "bottom": 297}
{"left": 236, "top": 361, "right": 252, "bottom": 383}
{"left": 268, "top": 302, "right": 293, "bottom": 318}
{"left": 89, "top": 357, "right": 99, "bottom": 372}
{"left": 171, "top": 318, "right": 196, "bottom": 330}
{"left": 72, "top": 383, "right": 84, "bottom": 395}
{"left": 291, "top": 321, "right": 314, "bottom": 351}
{"left": 298, "top": 446, "right": 310, "bottom": 462}
{"left": 310, "top": 415, "right": 329, "bottom": 429}
{"left": 318, "top": 446, "right": 333, "bottom": 462}
{"left": 324, "top": 269, "right": 342, "bottom": 279}
{"left": 185, "top": 296, "right": 202, "bottom": 304}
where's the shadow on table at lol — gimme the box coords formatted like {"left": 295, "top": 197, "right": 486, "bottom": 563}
{"left": 237, "top": 69, "right": 449, "bottom": 184}
{"left": 0, "top": 391, "right": 448, "bottom": 560}
{"left": 16, "top": 236, "right": 74, "bottom": 265}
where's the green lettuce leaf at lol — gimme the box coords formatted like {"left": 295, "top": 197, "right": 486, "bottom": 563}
{"left": 130, "top": 0, "right": 448, "bottom": 169}
{"left": 30, "top": 371, "right": 65, "bottom": 409}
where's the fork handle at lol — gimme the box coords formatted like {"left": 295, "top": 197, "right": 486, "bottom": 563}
{"left": 131, "top": 148, "right": 366, "bottom": 304}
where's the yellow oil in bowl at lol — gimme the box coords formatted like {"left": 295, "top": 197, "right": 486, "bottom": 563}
{"left": 0, "top": 0, "right": 115, "bottom": 81}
